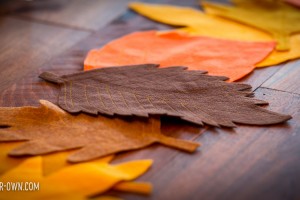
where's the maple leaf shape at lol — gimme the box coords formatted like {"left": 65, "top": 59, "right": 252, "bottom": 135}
{"left": 0, "top": 156, "right": 152, "bottom": 199}
{"left": 39, "top": 64, "right": 291, "bottom": 128}
{"left": 83, "top": 31, "right": 274, "bottom": 81}
{"left": 0, "top": 100, "right": 199, "bottom": 163}
{"left": 202, "top": 0, "right": 300, "bottom": 51}
{"left": 129, "top": 2, "right": 300, "bottom": 67}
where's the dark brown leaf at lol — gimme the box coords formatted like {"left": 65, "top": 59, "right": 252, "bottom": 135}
{"left": 39, "top": 64, "right": 292, "bottom": 128}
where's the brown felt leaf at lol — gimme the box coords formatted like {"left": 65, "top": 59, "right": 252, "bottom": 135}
{"left": 39, "top": 64, "right": 291, "bottom": 128}
{"left": 0, "top": 100, "right": 199, "bottom": 163}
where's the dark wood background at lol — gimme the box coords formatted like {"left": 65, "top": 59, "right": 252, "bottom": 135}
{"left": 0, "top": 0, "right": 299, "bottom": 200}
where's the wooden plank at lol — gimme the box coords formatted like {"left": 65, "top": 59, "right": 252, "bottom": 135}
{"left": 0, "top": 17, "right": 89, "bottom": 93}
{"left": 109, "top": 88, "right": 300, "bottom": 200}
{"left": 261, "top": 60, "right": 300, "bottom": 95}
{"left": 0, "top": 14, "right": 171, "bottom": 107}
{"left": 0, "top": 0, "right": 26, "bottom": 15}
{"left": 238, "top": 64, "right": 282, "bottom": 90}
{"left": 10, "top": 0, "right": 131, "bottom": 31}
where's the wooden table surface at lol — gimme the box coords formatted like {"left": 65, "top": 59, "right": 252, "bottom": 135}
{"left": 0, "top": 0, "right": 299, "bottom": 200}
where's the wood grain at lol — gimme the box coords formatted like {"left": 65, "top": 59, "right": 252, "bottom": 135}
{"left": 0, "top": 17, "right": 89, "bottom": 93}
{"left": 238, "top": 64, "right": 282, "bottom": 90}
{"left": 0, "top": 14, "right": 170, "bottom": 107}
{"left": 11, "top": 0, "right": 131, "bottom": 31}
{"left": 109, "top": 88, "right": 300, "bottom": 200}
{"left": 0, "top": 0, "right": 299, "bottom": 200}
{"left": 261, "top": 60, "right": 300, "bottom": 95}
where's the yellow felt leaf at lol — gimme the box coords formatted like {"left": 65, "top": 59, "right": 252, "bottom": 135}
{"left": 202, "top": 0, "right": 300, "bottom": 51}
{"left": 0, "top": 145, "right": 152, "bottom": 196}
{"left": 112, "top": 181, "right": 152, "bottom": 195}
{"left": 129, "top": 2, "right": 272, "bottom": 41}
{"left": 129, "top": 2, "right": 300, "bottom": 67}
{"left": 91, "top": 196, "right": 122, "bottom": 200}
{"left": 0, "top": 142, "right": 26, "bottom": 175}
{"left": 43, "top": 151, "right": 152, "bottom": 195}
{"left": 0, "top": 156, "right": 152, "bottom": 200}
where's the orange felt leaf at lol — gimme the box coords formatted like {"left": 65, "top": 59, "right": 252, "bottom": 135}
{"left": 84, "top": 31, "right": 275, "bottom": 81}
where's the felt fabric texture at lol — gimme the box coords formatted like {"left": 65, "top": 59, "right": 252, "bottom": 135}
{"left": 0, "top": 142, "right": 26, "bottom": 175}
{"left": 92, "top": 197, "right": 122, "bottom": 200}
{"left": 0, "top": 100, "right": 199, "bottom": 163}
{"left": 40, "top": 64, "right": 291, "bottom": 128}
{"left": 129, "top": 2, "right": 300, "bottom": 67}
{"left": 42, "top": 151, "right": 152, "bottom": 195}
{"left": 202, "top": 0, "right": 300, "bottom": 51}
{"left": 83, "top": 31, "right": 274, "bottom": 81}
{"left": 0, "top": 145, "right": 151, "bottom": 195}
{"left": 285, "top": 0, "right": 300, "bottom": 7}
{"left": 112, "top": 181, "right": 152, "bottom": 195}
{"left": 0, "top": 156, "right": 152, "bottom": 199}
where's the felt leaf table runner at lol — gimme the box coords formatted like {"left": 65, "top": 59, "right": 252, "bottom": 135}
{"left": 203, "top": 0, "right": 300, "bottom": 51}
{"left": 129, "top": 2, "right": 300, "bottom": 67}
{"left": 39, "top": 64, "right": 291, "bottom": 128}
{"left": 0, "top": 100, "right": 199, "bottom": 163}
{"left": 83, "top": 31, "right": 275, "bottom": 81}
{"left": 0, "top": 156, "right": 152, "bottom": 199}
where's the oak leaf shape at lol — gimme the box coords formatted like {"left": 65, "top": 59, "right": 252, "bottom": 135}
{"left": 83, "top": 31, "right": 274, "bottom": 81}
{"left": 129, "top": 2, "right": 300, "bottom": 67}
{"left": 39, "top": 64, "right": 291, "bottom": 128}
{"left": 202, "top": 0, "right": 300, "bottom": 51}
{"left": 0, "top": 156, "right": 152, "bottom": 200}
{"left": 0, "top": 100, "right": 199, "bottom": 163}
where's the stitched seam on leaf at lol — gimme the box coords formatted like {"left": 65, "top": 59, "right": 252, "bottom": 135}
{"left": 96, "top": 86, "right": 106, "bottom": 108}
{"left": 63, "top": 83, "right": 69, "bottom": 110}
{"left": 69, "top": 81, "right": 74, "bottom": 108}
{"left": 106, "top": 84, "right": 117, "bottom": 108}
{"left": 119, "top": 91, "right": 129, "bottom": 108}
{"left": 134, "top": 93, "right": 145, "bottom": 109}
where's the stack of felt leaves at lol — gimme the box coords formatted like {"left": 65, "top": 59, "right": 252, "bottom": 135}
{"left": 0, "top": 0, "right": 296, "bottom": 199}
{"left": 127, "top": 0, "right": 300, "bottom": 70}
{"left": 0, "top": 103, "right": 155, "bottom": 199}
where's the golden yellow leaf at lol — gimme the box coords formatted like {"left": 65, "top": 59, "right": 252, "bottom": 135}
{"left": 0, "top": 142, "right": 25, "bottom": 175}
{"left": 202, "top": 0, "right": 300, "bottom": 51}
{"left": 42, "top": 151, "right": 152, "bottom": 195}
{"left": 0, "top": 145, "right": 152, "bottom": 196}
{"left": 0, "top": 156, "right": 152, "bottom": 199}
